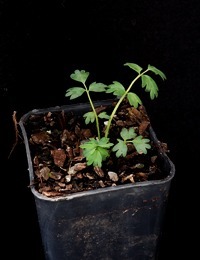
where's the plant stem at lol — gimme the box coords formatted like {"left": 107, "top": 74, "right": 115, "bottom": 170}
{"left": 83, "top": 83, "right": 101, "bottom": 139}
{"left": 104, "top": 69, "right": 149, "bottom": 138}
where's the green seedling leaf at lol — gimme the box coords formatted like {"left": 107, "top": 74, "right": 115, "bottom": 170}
{"left": 132, "top": 136, "right": 151, "bottom": 154}
{"left": 141, "top": 75, "right": 158, "bottom": 100}
{"left": 127, "top": 92, "right": 142, "bottom": 108}
{"left": 70, "top": 70, "right": 89, "bottom": 84}
{"left": 98, "top": 112, "right": 110, "bottom": 120}
{"left": 88, "top": 151, "right": 102, "bottom": 166}
{"left": 65, "top": 87, "right": 85, "bottom": 99}
{"left": 83, "top": 111, "right": 96, "bottom": 124}
{"left": 120, "top": 127, "right": 137, "bottom": 141}
{"left": 89, "top": 82, "right": 107, "bottom": 92}
{"left": 80, "top": 137, "right": 113, "bottom": 167}
{"left": 97, "top": 146, "right": 111, "bottom": 161}
{"left": 84, "top": 149, "right": 102, "bottom": 167}
{"left": 112, "top": 139, "right": 128, "bottom": 157}
{"left": 80, "top": 139, "right": 97, "bottom": 150}
{"left": 124, "top": 63, "right": 143, "bottom": 74}
{"left": 148, "top": 65, "right": 167, "bottom": 80}
{"left": 106, "top": 81, "right": 126, "bottom": 97}
{"left": 97, "top": 137, "right": 114, "bottom": 148}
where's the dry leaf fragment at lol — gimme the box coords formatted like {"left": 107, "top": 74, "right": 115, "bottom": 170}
{"left": 99, "top": 180, "right": 106, "bottom": 187}
{"left": 122, "top": 174, "right": 135, "bottom": 183}
{"left": 61, "top": 129, "right": 76, "bottom": 144}
{"left": 81, "top": 128, "right": 93, "bottom": 139}
{"left": 65, "top": 174, "right": 71, "bottom": 182}
{"left": 135, "top": 172, "right": 148, "bottom": 181}
{"left": 59, "top": 184, "right": 73, "bottom": 191}
{"left": 138, "top": 121, "right": 150, "bottom": 135}
{"left": 68, "top": 162, "right": 87, "bottom": 175}
{"left": 94, "top": 166, "right": 104, "bottom": 177}
{"left": 127, "top": 107, "right": 142, "bottom": 121}
{"left": 39, "top": 166, "right": 51, "bottom": 180}
{"left": 49, "top": 171, "right": 62, "bottom": 180}
{"left": 151, "top": 155, "right": 157, "bottom": 163}
{"left": 108, "top": 171, "right": 119, "bottom": 182}
{"left": 30, "top": 131, "right": 50, "bottom": 144}
{"left": 51, "top": 149, "right": 67, "bottom": 167}
{"left": 42, "top": 191, "right": 64, "bottom": 197}
{"left": 57, "top": 182, "right": 66, "bottom": 188}
{"left": 85, "top": 172, "right": 95, "bottom": 179}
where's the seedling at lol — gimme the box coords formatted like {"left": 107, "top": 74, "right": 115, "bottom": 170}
{"left": 65, "top": 63, "right": 166, "bottom": 167}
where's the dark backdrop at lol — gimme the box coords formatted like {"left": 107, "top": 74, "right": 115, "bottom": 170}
{"left": 1, "top": 0, "right": 199, "bottom": 259}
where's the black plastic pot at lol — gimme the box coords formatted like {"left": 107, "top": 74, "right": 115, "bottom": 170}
{"left": 19, "top": 100, "right": 175, "bottom": 260}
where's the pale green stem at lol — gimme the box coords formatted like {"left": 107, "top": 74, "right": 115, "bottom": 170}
{"left": 104, "top": 69, "right": 149, "bottom": 138}
{"left": 83, "top": 83, "right": 101, "bottom": 139}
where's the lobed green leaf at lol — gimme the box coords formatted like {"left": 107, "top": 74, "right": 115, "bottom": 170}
{"left": 89, "top": 82, "right": 107, "bottom": 92}
{"left": 80, "top": 137, "right": 113, "bottom": 167}
{"left": 141, "top": 75, "right": 159, "bottom": 100}
{"left": 86, "top": 150, "right": 103, "bottom": 167}
{"left": 65, "top": 87, "right": 85, "bottom": 99}
{"left": 132, "top": 136, "right": 151, "bottom": 154}
{"left": 97, "top": 146, "right": 110, "bottom": 161}
{"left": 80, "top": 138, "right": 97, "bottom": 150}
{"left": 124, "top": 63, "right": 143, "bottom": 74}
{"left": 112, "top": 139, "right": 128, "bottom": 157}
{"left": 106, "top": 81, "right": 125, "bottom": 97}
{"left": 120, "top": 127, "right": 137, "bottom": 141}
{"left": 148, "top": 65, "right": 167, "bottom": 80}
{"left": 97, "top": 137, "right": 114, "bottom": 148}
{"left": 98, "top": 112, "right": 110, "bottom": 120}
{"left": 83, "top": 111, "right": 96, "bottom": 124}
{"left": 127, "top": 92, "right": 142, "bottom": 108}
{"left": 70, "top": 70, "right": 89, "bottom": 84}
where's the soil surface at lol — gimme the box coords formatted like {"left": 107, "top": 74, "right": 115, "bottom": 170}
{"left": 19, "top": 99, "right": 169, "bottom": 197}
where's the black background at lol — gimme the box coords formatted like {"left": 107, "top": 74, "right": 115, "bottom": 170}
{"left": 1, "top": 0, "right": 199, "bottom": 259}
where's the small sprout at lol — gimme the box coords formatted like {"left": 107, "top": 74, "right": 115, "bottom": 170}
{"left": 66, "top": 63, "right": 166, "bottom": 167}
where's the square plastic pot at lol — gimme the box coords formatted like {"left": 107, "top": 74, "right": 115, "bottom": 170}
{"left": 19, "top": 100, "right": 175, "bottom": 260}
